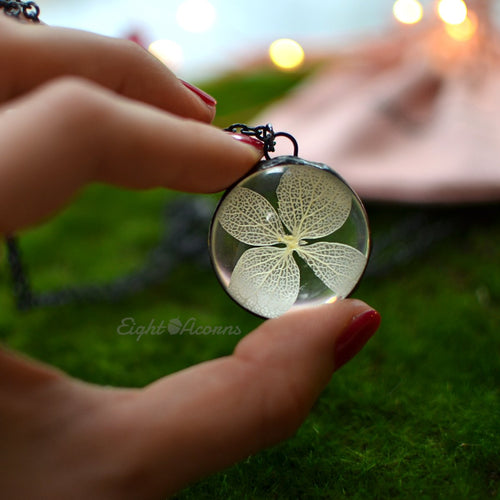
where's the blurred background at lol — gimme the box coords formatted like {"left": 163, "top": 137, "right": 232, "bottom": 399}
{"left": 39, "top": 0, "right": 500, "bottom": 79}
{"left": 2, "top": 1, "right": 500, "bottom": 498}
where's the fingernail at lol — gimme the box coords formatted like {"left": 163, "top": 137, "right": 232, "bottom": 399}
{"left": 334, "top": 309, "right": 381, "bottom": 371}
{"left": 180, "top": 80, "right": 217, "bottom": 107}
{"left": 227, "top": 132, "right": 264, "bottom": 152}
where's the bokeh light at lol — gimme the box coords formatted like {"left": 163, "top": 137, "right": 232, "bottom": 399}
{"left": 148, "top": 39, "right": 184, "bottom": 71}
{"left": 393, "top": 0, "right": 424, "bottom": 25}
{"left": 269, "top": 39, "right": 305, "bottom": 71}
{"left": 176, "top": 0, "right": 216, "bottom": 33}
{"left": 437, "top": 0, "right": 468, "bottom": 25}
{"left": 445, "top": 11, "right": 478, "bottom": 41}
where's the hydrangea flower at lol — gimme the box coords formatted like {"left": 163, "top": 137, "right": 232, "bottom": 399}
{"left": 218, "top": 165, "right": 367, "bottom": 318}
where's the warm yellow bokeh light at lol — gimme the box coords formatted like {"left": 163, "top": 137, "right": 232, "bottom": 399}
{"left": 445, "top": 11, "right": 478, "bottom": 41}
{"left": 176, "top": 0, "right": 216, "bottom": 33}
{"left": 269, "top": 39, "right": 305, "bottom": 71}
{"left": 148, "top": 40, "right": 184, "bottom": 71}
{"left": 393, "top": 0, "right": 424, "bottom": 25}
{"left": 437, "top": 0, "right": 468, "bottom": 25}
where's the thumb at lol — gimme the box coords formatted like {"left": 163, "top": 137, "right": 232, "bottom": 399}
{"left": 234, "top": 299, "right": 381, "bottom": 409}
{"left": 118, "top": 299, "right": 380, "bottom": 497}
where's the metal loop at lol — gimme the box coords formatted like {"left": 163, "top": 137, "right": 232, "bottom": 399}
{"left": 0, "top": 0, "right": 40, "bottom": 22}
{"left": 224, "top": 123, "right": 299, "bottom": 160}
{"left": 23, "top": 1, "right": 39, "bottom": 20}
{"left": 273, "top": 131, "right": 299, "bottom": 158}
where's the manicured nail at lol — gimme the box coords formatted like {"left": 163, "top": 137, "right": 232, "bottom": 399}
{"left": 180, "top": 80, "right": 217, "bottom": 107}
{"left": 227, "top": 132, "right": 264, "bottom": 152}
{"left": 334, "top": 309, "right": 381, "bottom": 371}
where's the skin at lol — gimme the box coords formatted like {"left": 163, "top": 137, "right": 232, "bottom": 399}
{"left": 0, "top": 16, "right": 379, "bottom": 499}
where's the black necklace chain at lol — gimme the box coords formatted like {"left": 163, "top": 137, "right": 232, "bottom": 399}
{"left": 4, "top": 197, "right": 215, "bottom": 310}
{"left": 224, "top": 123, "right": 299, "bottom": 160}
{"left": 0, "top": 0, "right": 40, "bottom": 22}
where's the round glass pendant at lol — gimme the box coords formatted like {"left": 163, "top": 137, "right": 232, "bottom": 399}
{"left": 209, "top": 156, "right": 370, "bottom": 319}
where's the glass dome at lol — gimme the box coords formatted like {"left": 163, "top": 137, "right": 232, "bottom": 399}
{"left": 210, "top": 156, "right": 370, "bottom": 318}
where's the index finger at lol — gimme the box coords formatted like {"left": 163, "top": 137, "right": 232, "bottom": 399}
{"left": 0, "top": 77, "right": 262, "bottom": 234}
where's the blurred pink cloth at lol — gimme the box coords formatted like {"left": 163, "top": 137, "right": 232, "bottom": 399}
{"left": 256, "top": 27, "right": 500, "bottom": 204}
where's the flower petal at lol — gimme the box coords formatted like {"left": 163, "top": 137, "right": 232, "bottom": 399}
{"left": 228, "top": 246, "right": 300, "bottom": 318}
{"left": 277, "top": 165, "right": 352, "bottom": 240}
{"left": 297, "top": 242, "right": 367, "bottom": 298}
{"left": 218, "top": 187, "right": 285, "bottom": 246}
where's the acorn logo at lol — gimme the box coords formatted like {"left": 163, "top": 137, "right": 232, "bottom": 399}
{"left": 167, "top": 318, "right": 183, "bottom": 335}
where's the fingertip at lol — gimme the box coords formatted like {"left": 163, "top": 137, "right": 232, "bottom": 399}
{"left": 178, "top": 79, "right": 217, "bottom": 123}
{"left": 226, "top": 132, "right": 265, "bottom": 155}
{"left": 179, "top": 80, "right": 217, "bottom": 107}
{"left": 224, "top": 132, "right": 264, "bottom": 165}
{"left": 235, "top": 299, "right": 376, "bottom": 366}
{"left": 236, "top": 298, "right": 380, "bottom": 376}
{"left": 333, "top": 301, "right": 381, "bottom": 372}
{"left": 325, "top": 297, "right": 373, "bottom": 314}
{"left": 184, "top": 128, "right": 264, "bottom": 193}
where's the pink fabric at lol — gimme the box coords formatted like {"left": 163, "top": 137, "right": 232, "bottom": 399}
{"left": 256, "top": 28, "right": 500, "bottom": 203}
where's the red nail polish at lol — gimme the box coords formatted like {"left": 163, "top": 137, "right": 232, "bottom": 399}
{"left": 334, "top": 309, "right": 381, "bottom": 371}
{"left": 227, "top": 132, "right": 264, "bottom": 152}
{"left": 180, "top": 80, "right": 217, "bottom": 107}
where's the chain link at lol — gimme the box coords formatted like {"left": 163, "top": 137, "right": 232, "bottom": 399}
{"left": 0, "top": 0, "right": 40, "bottom": 22}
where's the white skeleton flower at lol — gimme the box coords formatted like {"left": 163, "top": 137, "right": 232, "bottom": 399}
{"left": 218, "top": 165, "right": 367, "bottom": 318}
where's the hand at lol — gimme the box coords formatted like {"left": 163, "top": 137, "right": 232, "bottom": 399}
{"left": 0, "top": 16, "right": 262, "bottom": 233}
{"left": 0, "top": 17, "right": 380, "bottom": 499}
